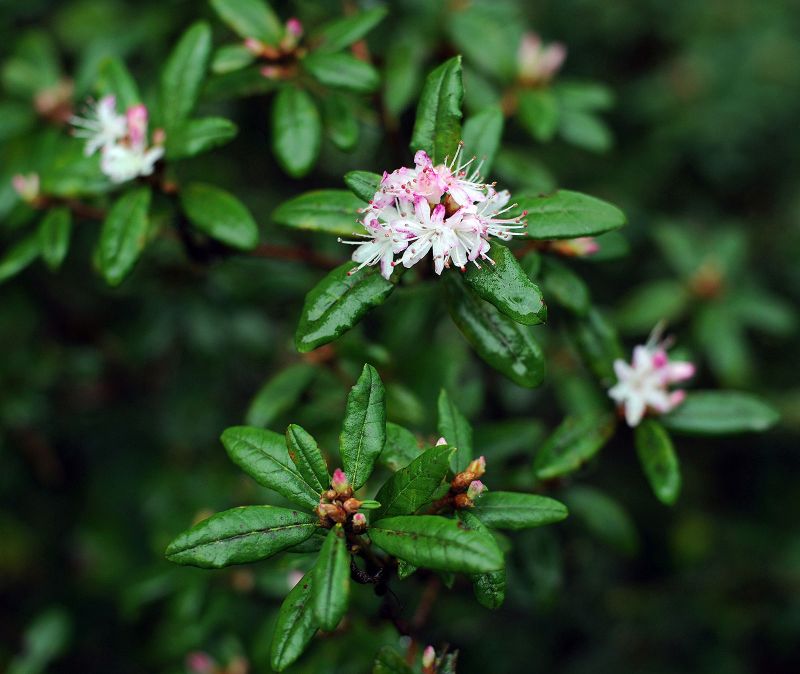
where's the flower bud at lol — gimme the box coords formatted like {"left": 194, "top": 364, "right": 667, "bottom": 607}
{"left": 12, "top": 173, "right": 40, "bottom": 203}
{"left": 451, "top": 471, "right": 476, "bottom": 492}
{"left": 186, "top": 651, "right": 215, "bottom": 674}
{"left": 435, "top": 437, "right": 448, "bottom": 446}
{"left": 422, "top": 645, "right": 436, "bottom": 668}
{"left": 454, "top": 493, "right": 473, "bottom": 509}
{"left": 351, "top": 512, "right": 367, "bottom": 532}
{"left": 550, "top": 236, "right": 599, "bottom": 257}
{"left": 331, "top": 468, "right": 351, "bottom": 497}
{"left": 466, "top": 456, "right": 486, "bottom": 477}
{"left": 466, "top": 480, "right": 486, "bottom": 500}
{"left": 343, "top": 497, "right": 362, "bottom": 513}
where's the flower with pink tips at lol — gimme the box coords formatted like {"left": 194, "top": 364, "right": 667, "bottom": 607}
{"left": 331, "top": 468, "right": 350, "bottom": 494}
{"left": 466, "top": 480, "right": 486, "bottom": 500}
{"left": 517, "top": 32, "right": 567, "bottom": 86}
{"left": 608, "top": 325, "right": 696, "bottom": 427}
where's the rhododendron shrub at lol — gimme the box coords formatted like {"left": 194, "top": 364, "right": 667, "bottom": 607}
{"left": 1, "top": 1, "right": 792, "bottom": 673}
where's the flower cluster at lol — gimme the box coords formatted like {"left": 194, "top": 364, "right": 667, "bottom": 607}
{"left": 608, "top": 327, "right": 696, "bottom": 427}
{"left": 315, "top": 469, "right": 367, "bottom": 533}
{"left": 517, "top": 32, "right": 567, "bottom": 86}
{"left": 71, "top": 95, "right": 164, "bottom": 184}
{"left": 340, "top": 146, "right": 527, "bottom": 279}
{"left": 445, "top": 450, "right": 488, "bottom": 510}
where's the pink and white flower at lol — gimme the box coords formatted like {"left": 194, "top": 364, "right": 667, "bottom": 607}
{"left": 343, "top": 144, "right": 526, "bottom": 278}
{"left": 12, "top": 173, "right": 40, "bottom": 203}
{"left": 518, "top": 33, "right": 567, "bottom": 86}
{"left": 608, "top": 326, "right": 695, "bottom": 427}
{"left": 70, "top": 95, "right": 128, "bottom": 156}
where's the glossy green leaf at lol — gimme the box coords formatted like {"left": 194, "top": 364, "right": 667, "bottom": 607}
{"left": 286, "top": 424, "right": 330, "bottom": 494}
{"left": 312, "top": 525, "right": 350, "bottom": 630}
{"left": 97, "top": 187, "right": 151, "bottom": 287}
{"left": 211, "top": 44, "right": 255, "bottom": 74}
{"left": 373, "top": 646, "right": 414, "bottom": 674}
{"left": 0, "top": 234, "right": 40, "bottom": 285}
{"left": 272, "top": 87, "right": 321, "bottom": 178}
{"left": 38, "top": 207, "right": 71, "bottom": 270}
{"left": 321, "top": 94, "right": 359, "bottom": 152}
{"left": 344, "top": 171, "right": 381, "bottom": 203}
{"left": 340, "top": 364, "right": 386, "bottom": 490}
{"left": 396, "top": 559, "right": 418, "bottom": 580}
{"left": 373, "top": 444, "right": 454, "bottom": 519}
{"left": 369, "top": 515, "right": 504, "bottom": 573}
{"left": 159, "top": 22, "right": 211, "bottom": 132}
{"left": 517, "top": 89, "right": 559, "bottom": 142}
{"left": 565, "top": 485, "right": 639, "bottom": 555}
{"left": 459, "top": 510, "right": 506, "bottom": 609}
{"left": 221, "top": 426, "right": 321, "bottom": 510}
{"left": 661, "top": 391, "right": 779, "bottom": 435}
{"left": 539, "top": 256, "right": 589, "bottom": 316}
{"left": 181, "top": 183, "right": 259, "bottom": 251}
{"left": 520, "top": 190, "right": 625, "bottom": 239}
{"left": 270, "top": 571, "right": 317, "bottom": 672}
{"left": 165, "top": 117, "right": 238, "bottom": 160}
{"left": 97, "top": 57, "right": 140, "bottom": 108}
{"left": 295, "top": 263, "right": 395, "bottom": 353}
{"left": 273, "top": 189, "right": 363, "bottom": 237}
{"left": 165, "top": 505, "right": 318, "bottom": 568}
{"left": 314, "top": 7, "right": 388, "bottom": 53}
{"left": 472, "top": 491, "right": 568, "bottom": 530}
{"left": 410, "top": 56, "right": 463, "bottom": 164}
{"left": 635, "top": 419, "right": 681, "bottom": 505}
{"left": 437, "top": 389, "right": 473, "bottom": 473}
{"left": 463, "top": 242, "right": 546, "bottom": 325}
{"left": 210, "top": 0, "right": 283, "bottom": 45}
{"left": 245, "top": 363, "right": 316, "bottom": 428}
{"left": 203, "top": 66, "right": 277, "bottom": 101}
{"left": 444, "top": 275, "right": 545, "bottom": 388}
{"left": 380, "top": 422, "right": 421, "bottom": 471}
{"left": 303, "top": 52, "right": 380, "bottom": 94}
{"left": 533, "top": 414, "right": 616, "bottom": 479}
{"left": 461, "top": 105, "right": 504, "bottom": 174}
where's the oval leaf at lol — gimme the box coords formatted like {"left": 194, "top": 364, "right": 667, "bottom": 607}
{"left": 295, "top": 263, "right": 395, "bottom": 353}
{"left": 97, "top": 187, "right": 151, "bottom": 287}
{"left": 459, "top": 510, "right": 506, "bottom": 609}
{"left": 165, "top": 116, "right": 238, "bottom": 160}
{"left": 273, "top": 189, "right": 363, "bottom": 237}
{"left": 270, "top": 571, "right": 318, "bottom": 672}
{"left": 533, "top": 413, "right": 616, "bottom": 480}
{"left": 380, "top": 422, "right": 422, "bottom": 471}
{"left": 437, "top": 389, "right": 473, "bottom": 473}
{"left": 312, "top": 525, "right": 350, "bottom": 630}
{"left": 38, "top": 206, "right": 71, "bottom": 270}
{"left": 635, "top": 419, "right": 681, "bottom": 505}
{"left": 472, "top": 491, "right": 568, "bottom": 530}
{"left": 314, "top": 7, "right": 388, "bottom": 53}
{"left": 521, "top": 190, "right": 626, "bottom": 240}
{"left": 181, "top": 182, "right": 258, "bottom": 250}
{"left": 159, "top": 22, "right": 211, "bottom": 132}
{"left": 302, "top": 52, "right": 380, "bottom": 94}
{"left": 221, "top": 426, "right": 321, "bottom": 510}
{"left": 462, "top": 105, "right": 504, "bottom": 174}
{"left": 661, "top": 391, "right": 779, "bottom": 435}
{"left": 0, "top": 234, "right": 40, "bottom": 284}
{"left": 344, "top": 171, "right": 381, "bottom": 203}
{"left": 97, "top": 57, "right": 140, "bottom": 109}
{"left": 210, "top": 0, "right": 283, "bottom": 45}
{"left": 286, "top": 424, "right": 330, "bottom": 493}
{"left": 369, "top": 515, "right": 503, "bottom": 573}
{"left": 245, "top": 362, "right": 317, "bottom": 428}
{"left": 272, "top": 87, "right": 321, "bottom": 178}
{"left": 165, "top": 505, "right": 318, "bottom": 568}
{"left": 340, "top": 363, "right": 386, "bottom": 490}
{"left": 410, "top": 56, "right": 463, "bottom": 165}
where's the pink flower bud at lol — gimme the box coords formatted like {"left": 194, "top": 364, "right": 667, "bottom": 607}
{"left": 435, "top": 437, "right": 447, "bottom": 446}
{"left": 286, "top": 18, "right": 303, "bottom": 38}
{"left": 244, "top": 38, "right": 266, "bottom": 55}
{"left": 466, "top": 456, "right": 486, "bottom": 477}
{"left": 260, "top": 65, "right": 281, "bottom": 80}
{"left": 331, "top": 468, "right": 349, "bottom": 494}
{"left": 11, "top": 173, "right": 40, "bottom": 203}
{"left": 466, "top": 480, "right": 486, "bottom": 500}
{"left": 352, "top": 512, "right": 366, "bottom": 527}
{"left": 287, "top": 569, "right": 304, "bottom": 589}
{"left": 126, "top": 104, "right": 148, "bottom": 147}
{"left": 422, "top": 645, "right": 436, "bottom": 668}
{"left": 186, "top": 651, "right": 215, "bottom": 674}
{"left": 550, "top": 237, "right": 599, "bottom": 257}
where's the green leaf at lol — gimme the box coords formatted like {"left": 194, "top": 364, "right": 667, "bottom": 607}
{"left": 635, "top": 419, "right": 681, "bottom": 505}
{"left": 302, "top": 52, "right": 380, "bottom": 94}
{"left": 472, "top": 492, "right": 568, "bottom": 530}
{"left": 344, "top": 171, "right": 381, "bottom": 203}
{"left": 181, "top": 183, "right": 259, "bottom": 251}
{"left": 461, "top": 105, "right": 504, "bottom": 174}
{"left": 38, "top": 207, "right": 71, "bottom": 270}
{"left": 397, "top": 559, "right": 418, "bottom": 580}
{"left": 96, "top": 187, "right": 151, "bottom": 287}
{"left": 245, "top": 362, "right": 316, "bottom": 428}
{"left": 459, "top": 510, "right": 506, "bottom": 609}
{"left": 565, "top": 486, "right": 638, "bottom": 555}
{"left": 321, "top": 94, "right": 359, "bottom": 152}
{"left": 616, "top": 280, "right": 690, "bottom": 334}
{"left": 539, "top": 257, "right": 589, "bottom": 316}
{"left": 520, "top": 190, "right": 626, "bottom": 240}
{"left": 270, "top": 571, "right": 317, "bottom": 672}
{"left": 286, "top": 424, "right": 330, "bottom": 494}
{"left": 312, "top": 525, "right": 350, "bottom": 630}
{"left": 373, "top": 444, "right": 454, "bottom": 519}
{"left": 384, "top": 32, "right": 428, "bottom": 118}
{"left": 555, "top": 81, "right": 615, "bottom": 111}
{"left": 210, "top": 0, "right": 283, "bottom": 45}
{"left": 165, "top": 117, "right": 238, "bottom": 160}
{"left": 437, "top": 389, "right": 473, "bottom": 473}
{"left": 463, "top": 242, "right": 546, "bottom": 325}
{"left": 373, "top": 646, "right": 414, "bottom": 674}
{"left": 272, "top": 87, "right": 322, "bottom": 178}
{"left": 533, "top": 414, "right": 616, "bottom": 480}
{"left": 568, "top": 308, "right": 625, "bottom": 384}
{"left": 211, "top": 44, "right": 256, "bottom": 74}
{"left": 340, "top": 364, "right": 386, "bottom": 490}
{"left": 0, "top": 234, "right": 40, "bottom": 285}
{"left": 97, "top": 57, "right": 140, "bottom": 108}
{"left": 295, "top": 263, "right": 395, "bottom": 353}
{"left": 203, "top": 66, "right": 277, "bottom": 101}
{"left": 159, "top": 22, "right": 211, "bottom": 132}
{"left": 560, "top": 110, "right": 612, "bottom": 152}
{"left": 444, "top": 275, "right": 545, "bottom": 388}
{"left": 661, "top": 391, "right": 779, "bottom": 435}
{"left": 314, "top": 7, "right": 388, "bottom": 53}
{"left": 380, "top": 422, "right": 421, "bottom": 471}
{"left": 517, "top": 89, "right": 559, "bottom": 142}
{"left": 273, "top": 189, "right": 363, "bottom": 237}
{"left": 370, "top": 515, "right": 503, "bottom": 573}
{"left": 165, "top": 505, "right": 318, "bottom": 568}
{"left": 410, "top": 56, "right": 464, "bottom": 165}
{"left": 221, "top": 426, "right": 321, "bottom": 510}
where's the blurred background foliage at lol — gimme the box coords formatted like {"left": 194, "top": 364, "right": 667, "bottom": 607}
{"left": 1, "top": 0, "right": 799, "bottom": 672}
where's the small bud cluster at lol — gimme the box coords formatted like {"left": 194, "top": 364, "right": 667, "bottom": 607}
{"left": 422, "top": 645, "right": 436, "bottom": 673}
{"left": 449, "top": 456, "right": 487, "bottom": 510}
{"left": 12, "top": 173, "right": 41, "bottom": 204}
{"left": 245, "top": 19, "right": 305, "bottom": 80}
{"left": 316, "top": 469, "right": 367, "bottom": 533}
{"left": 517, "top": 32, "right": 567, "bottom": 86}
